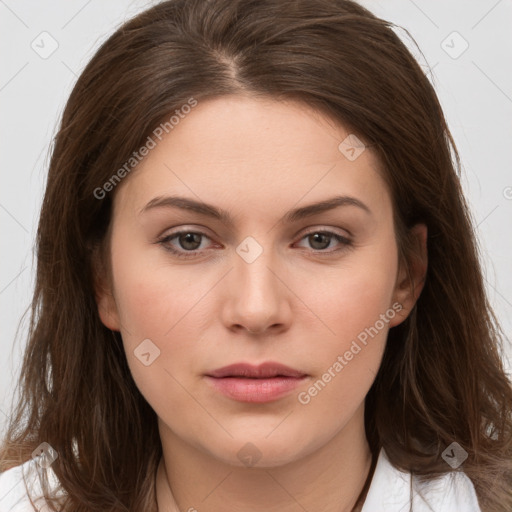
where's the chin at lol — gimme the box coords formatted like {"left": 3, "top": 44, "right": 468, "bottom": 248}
{"left": 206, "top": 431, "right": 320, "bottom": 469}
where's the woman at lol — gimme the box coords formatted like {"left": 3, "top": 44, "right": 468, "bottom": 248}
{"left": 1, "top": 0, "right": 511, "bottom": 511}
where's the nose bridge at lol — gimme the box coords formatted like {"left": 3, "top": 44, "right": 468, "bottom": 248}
{"left": 227, "top": 234, "right": 290, "bottom": 331}
{"left": 235, "top": 234, "right": 280, "bottom": 301}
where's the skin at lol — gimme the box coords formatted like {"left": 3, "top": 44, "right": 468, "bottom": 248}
{"left": 95, "top": 94, "right": 427, "bottom": 512}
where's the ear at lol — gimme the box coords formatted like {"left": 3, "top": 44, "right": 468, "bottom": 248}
{"left": 91, "top": 242, "right": 121, "bottom": 332}
{"left": 388, "top": 223, "right": 428, "bottom": 328}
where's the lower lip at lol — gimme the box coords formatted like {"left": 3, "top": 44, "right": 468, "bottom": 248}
{"left": 205, "top": 376, "right": 307, "bottom": 403}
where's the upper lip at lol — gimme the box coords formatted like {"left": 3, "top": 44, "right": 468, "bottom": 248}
{"left": 206, "top": 362, "right": 307, "bottom": 378}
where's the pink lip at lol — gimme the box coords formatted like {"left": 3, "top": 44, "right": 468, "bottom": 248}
{"left": 206, "top": 362, "right": 306, "bottom": 378}
{"left": 205, "top": 362, "right": 308, "bottom": 403}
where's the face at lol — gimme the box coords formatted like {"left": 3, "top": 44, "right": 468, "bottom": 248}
{"left": 95, "top": 94, "right": 426, "bottom": 468}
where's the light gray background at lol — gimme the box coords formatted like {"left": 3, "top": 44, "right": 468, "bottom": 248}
{"left": 1, "top": 0, "right": 511, "bottom": 435}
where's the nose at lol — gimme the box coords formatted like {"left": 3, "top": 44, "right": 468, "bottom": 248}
{"left": 221, "top": 240, "right": 293, "bottom": 336}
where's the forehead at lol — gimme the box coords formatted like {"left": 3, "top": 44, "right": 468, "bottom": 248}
{"left": 112, "top": 94, "right": 392, "bottom": 222}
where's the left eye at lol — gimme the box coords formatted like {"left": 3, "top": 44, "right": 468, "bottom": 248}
{"left": 157, "top": 229, "right": 352, "bottom": 258}
{"left": 161, "top": 231, "right": 208, "bottom": 252}
{"left": 295, "top": 231, "right": 351, "bottom": 252}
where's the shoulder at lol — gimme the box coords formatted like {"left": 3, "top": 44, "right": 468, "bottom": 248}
{"left": 0, "top": 457, "right": 63, "bottom": 512}
{"left": 361, "top": 448, "right": 482, "bottom": 512}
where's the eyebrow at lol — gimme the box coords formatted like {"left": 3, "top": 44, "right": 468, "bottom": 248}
{"left": 138, "top": 194, "right": 372, "bottom": 225}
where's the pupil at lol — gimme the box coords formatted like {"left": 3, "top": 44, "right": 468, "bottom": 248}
{"left": 181, "top": 233, "right": 201, "bottom": 250}
{"left": 310, "top": 233, "right": 329, "bottom": 250}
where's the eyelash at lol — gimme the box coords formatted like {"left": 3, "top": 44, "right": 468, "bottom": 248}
{"left": 156, "top": 229, "right": 353, "bottom": 259}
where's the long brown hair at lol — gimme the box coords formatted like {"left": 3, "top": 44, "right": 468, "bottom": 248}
{"left": 1, "top": 0, "right": 511, "bottom": 510}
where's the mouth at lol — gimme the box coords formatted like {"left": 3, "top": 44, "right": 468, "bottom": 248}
{"left": 204, "top": 362, "right": 308, "bottom": 403}
{"left": 206, "top": 361, "right": 307, "bottom": 379}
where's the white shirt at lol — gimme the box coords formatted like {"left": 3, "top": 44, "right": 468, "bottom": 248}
{"left": 0, "top": 448, "right": 482, "bottom": 511}
{"left": 360, "top": 448, "right": 482, "bottom": 511}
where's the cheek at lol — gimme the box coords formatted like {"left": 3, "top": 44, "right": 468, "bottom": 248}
{"left": 303, "top": 239, "right": 398, "bottom": 343}
{"left": 108, "top": 237, "right": 206, "bottom": 391}
{"left": 297, "top": 293, "right": 391, "bottom": 420}
{"left": 113, "top": 270, "right": 206, "bottom": 366}
{"left": 110, "top": 226, "right": 201, "bottom": 340}
{"left": 111, "top": 266, "right": 207, "bottom": 420}
{"left": 296, "top": 239, "right": 397, "bottom": 397}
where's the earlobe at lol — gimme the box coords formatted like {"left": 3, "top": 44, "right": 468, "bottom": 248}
{"left": 91, "top": 244, "right": 121, "bottom": 332}
{"left": 388, "top": 223, "right": 428, "bottom": 328}
{"left": 96, "top": 288, "right": 121, "bottom": 332}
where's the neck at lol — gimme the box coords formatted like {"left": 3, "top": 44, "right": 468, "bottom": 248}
{"left": 156, "top": 404, "right": 375, "bottom": 512}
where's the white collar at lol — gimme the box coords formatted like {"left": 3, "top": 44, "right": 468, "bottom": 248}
{"left": 0, "top": 447, "right": 482, "bottom": 512}
{"left": 361, "top": 448, "right": 482, "bottom": 511}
